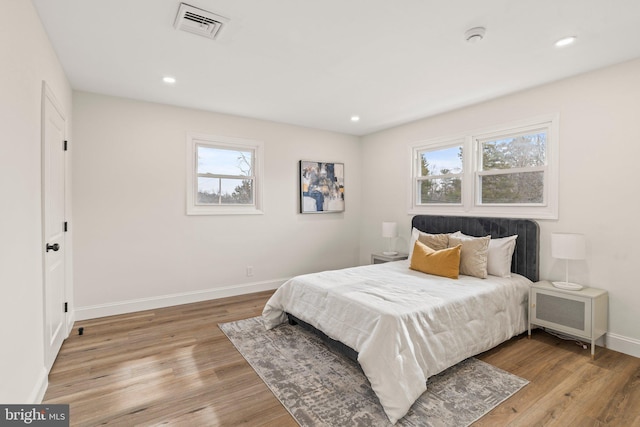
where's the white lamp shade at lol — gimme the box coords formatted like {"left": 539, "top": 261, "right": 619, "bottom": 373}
{"left": 551, "top": 233, "right": 586, "bottom": 260}
{"left": 382, "top": 222, "right": 398, "bottom": 238}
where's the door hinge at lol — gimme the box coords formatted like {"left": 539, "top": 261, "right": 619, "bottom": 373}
{"left": 64, "top": 302, "right": 68, "bottom": 313}
{"left": 64, "top": 221, "right": 68, "bottom": 232}
{"left": 64, "top": 140, "right": 68, "bottom": 151}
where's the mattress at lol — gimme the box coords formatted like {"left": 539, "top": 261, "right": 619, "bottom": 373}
{"left": 262, "top": 260, "right": 532, "bottom": 424}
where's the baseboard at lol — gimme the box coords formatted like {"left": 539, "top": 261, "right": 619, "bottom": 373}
{"left": 74, "top": 278, "right": 287, "bottom": 321}
{"left": 30, "top": 367, "right": 48, "bottom": 403}
{"left": 606, "top": 332, "right": 640, "bottom": 358}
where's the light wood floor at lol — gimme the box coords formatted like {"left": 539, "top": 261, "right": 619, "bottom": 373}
{"left": 44, "top": 291, "right": 639, "bottom": 426}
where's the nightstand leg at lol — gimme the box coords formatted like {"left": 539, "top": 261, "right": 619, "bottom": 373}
{"left": 591, "top": 340, "right": 595, "bottom": 359}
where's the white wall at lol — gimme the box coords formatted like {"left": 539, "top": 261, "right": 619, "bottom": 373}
{"left": 360, "top": 58, "right": 640, "bottom": 356}
{"left": 72, "top": 92, "right": 361, "bottom": 318}
{"left": 0, "top": 0, "right": 72, "bottom": 403}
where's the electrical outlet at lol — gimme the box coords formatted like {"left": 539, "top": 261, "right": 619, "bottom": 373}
{"left": 246, "top": 266, "right": 254, "bottom": 277}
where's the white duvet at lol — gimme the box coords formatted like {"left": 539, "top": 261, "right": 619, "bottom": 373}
{"left": 262, "top": 260, "right": 531, "bottom": 424}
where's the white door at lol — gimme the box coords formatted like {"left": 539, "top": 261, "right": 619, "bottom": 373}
{"left": 42, "top": 83, "right": 67, "bottom": 371}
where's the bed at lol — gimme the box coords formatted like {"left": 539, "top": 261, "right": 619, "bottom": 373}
{"left": 262, "top": 215, "right": 539, "bottom": 424}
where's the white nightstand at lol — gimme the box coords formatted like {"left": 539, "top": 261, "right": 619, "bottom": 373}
{"left": 528, "top": 280, "right": 608, "bottom": 359}
{"left": 371, "top": 252, "right": 408, "bottom": 264}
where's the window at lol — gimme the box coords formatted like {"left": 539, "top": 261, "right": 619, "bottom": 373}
{"left": 416, "top": 143, "right": 464, "bottom": 204}
{"left": 410, "top": 115, "right": 558, "bottom": 219}
{"left": 477, "top": 126, "right": 546, "bottom": 205}
{"left": 186, "top": 133, "right": 263, "bottom": 215}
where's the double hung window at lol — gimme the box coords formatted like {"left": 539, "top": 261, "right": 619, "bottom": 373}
{"left": 415, "top": 143, "right": 464, "bottom": 204}
{"left": 476, "top": 125, "right": 547, "bottom": 205}
{"left": 410, "top": 116, "right": 558, "bottom": 219}
{"left": 187, "top": 133, "right": 263, "bottom": 215}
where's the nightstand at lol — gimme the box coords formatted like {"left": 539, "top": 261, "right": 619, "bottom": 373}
{"left": 528, "top": 280, "right": 608, "bottom": 359}
{"left": 371, "top": 252, "right": 408, "bottom": 264}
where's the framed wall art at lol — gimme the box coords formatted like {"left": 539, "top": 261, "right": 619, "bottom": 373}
{"left": 299, "top": 160, "right": 345, "bottom": 213}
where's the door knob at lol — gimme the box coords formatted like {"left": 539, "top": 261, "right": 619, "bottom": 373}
{"left": 46, "top": 243, "right": 60, "bottom": 252}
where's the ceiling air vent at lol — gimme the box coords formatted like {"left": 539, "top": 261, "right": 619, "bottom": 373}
{"left": 174, "top": 3, "right": 229, "bottom": 39}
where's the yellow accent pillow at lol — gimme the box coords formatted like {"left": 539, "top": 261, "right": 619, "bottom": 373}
{"left": 410, "top": 241, "right": 462, "bottom": 279}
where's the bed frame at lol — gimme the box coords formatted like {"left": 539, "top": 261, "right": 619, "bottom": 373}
{"left": 287, "top": 215, "right": 540, "bottom": 361}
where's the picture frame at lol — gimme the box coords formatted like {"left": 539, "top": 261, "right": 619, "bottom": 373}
{"left": 299, "top": 160, "right": 345, "bottom": 213}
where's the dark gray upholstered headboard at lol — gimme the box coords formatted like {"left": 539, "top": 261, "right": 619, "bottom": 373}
{"left": 411, "top": 215, "right": 539, "bottom": 282}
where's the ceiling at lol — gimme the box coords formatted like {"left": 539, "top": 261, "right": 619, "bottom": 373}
{"left": 32, "top": 0, "right": 640, "bottom": 136}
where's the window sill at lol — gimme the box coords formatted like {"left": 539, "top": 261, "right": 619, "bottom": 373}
{"left": 408, "top": 205, "right": 557, "bottom": 220}
{"left": 187, "top": 206, "right": 264, "bottom": 216}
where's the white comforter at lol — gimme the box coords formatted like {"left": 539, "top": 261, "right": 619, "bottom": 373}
{"left": 262, "top": 260, "right": 532, "bottom": 424}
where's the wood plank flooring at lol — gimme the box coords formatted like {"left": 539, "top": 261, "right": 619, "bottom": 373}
{"left": 44, "top": 291, "right": 639, "bottom": 426}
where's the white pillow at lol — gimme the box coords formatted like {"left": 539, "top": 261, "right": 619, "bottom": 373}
{"left": 487, "top": 235, "right": 518, "bottom": 277}
{"left": 450, "top": 231, "right": 518, "bottom": 277}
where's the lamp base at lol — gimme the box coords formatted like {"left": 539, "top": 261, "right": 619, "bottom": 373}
{"left": 382, "top": 251, "right": 398, "bottom": 256}
{"left": 552, "top": 281, "right": 584, "bottom": 291}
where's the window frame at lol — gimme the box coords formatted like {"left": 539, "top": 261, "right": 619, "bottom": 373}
{"left": 186, "top": 132, "right": 264, "bottom": 215}
{"left": 409, "top": 115, "right": 559, "bottom": 219}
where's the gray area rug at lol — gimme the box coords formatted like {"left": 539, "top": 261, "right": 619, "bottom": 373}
{"left": 219, "top": 317, "right": 528, "bottom": 426}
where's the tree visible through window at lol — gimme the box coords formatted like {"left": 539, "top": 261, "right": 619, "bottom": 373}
{"left": 478, "top": 130, "right": 546, "bottom": 204}
{"left": 196, "top": 145, "right": 254, "bottom": 205}
{"left": 417, "top": 145, "right": 463, "bottom": 204}
{"left": 410, "top": 116, "right": 558, "bottom": 219}
{"left": 186, "top": 133, "right": 263, "bottom": 215}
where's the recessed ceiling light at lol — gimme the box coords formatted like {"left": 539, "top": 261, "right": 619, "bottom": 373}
{"left": 555, "top": 36, "right": 577, "bottom": 48}
{"left": 163, "top": 76, "right": 176, "bottom": 84}
{"left": 350, "top": 116, "right": 360, "bottom": 122}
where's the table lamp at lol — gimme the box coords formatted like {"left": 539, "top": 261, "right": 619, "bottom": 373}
{"left": 551, "top": 232, "right": 586, "bottom": 290}
{"left": 382, "top": 222, "right": 398, "bottom": 256}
